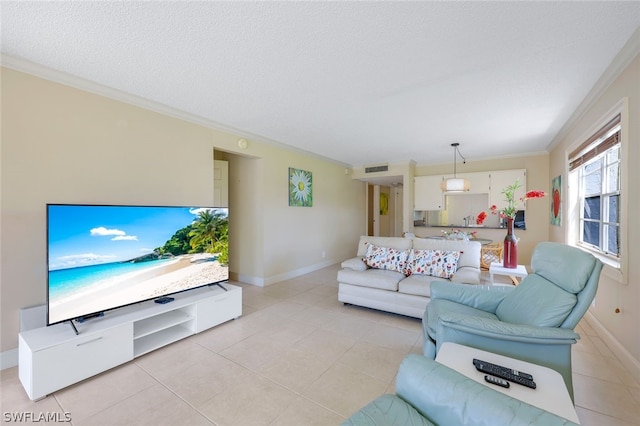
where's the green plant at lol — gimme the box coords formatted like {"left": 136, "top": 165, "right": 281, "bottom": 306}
{"left": 476, "top": 178, "right": 546, "bottom": 224}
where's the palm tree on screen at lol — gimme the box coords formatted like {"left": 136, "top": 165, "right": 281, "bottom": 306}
{"left": 188, "top": 210, "right": 227, "bottom": 253}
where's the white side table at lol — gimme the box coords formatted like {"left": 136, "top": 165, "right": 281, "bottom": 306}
{"left": 489, "top": 262, "right": 528, "bottom": 285}
{"left": 436, "top": 342, "right": 579, "bottom": 423}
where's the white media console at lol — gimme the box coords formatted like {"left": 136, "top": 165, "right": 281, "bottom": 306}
{"left": 19, "top": 283, "right": 242, "bottom": 400}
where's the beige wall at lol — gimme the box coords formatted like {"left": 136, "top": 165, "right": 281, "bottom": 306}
{"left": 413, "top": 154, "right": 550, "bottom": 266}
{"left": 549, "top": 53, "right": 640, "bottom": 366}
{"left": 0, "top": 68, "right": 365, "bottom": 353}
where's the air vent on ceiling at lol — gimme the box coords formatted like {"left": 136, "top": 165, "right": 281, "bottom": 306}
{"left": 365, "top": 164, "right": 389, "bottom": 173}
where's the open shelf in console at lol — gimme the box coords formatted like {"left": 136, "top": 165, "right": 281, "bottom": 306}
{"left": 133, "top": 307, "right": 196, "bottom": 357}
{"left": 134, "top": 323, "right": 194, "bottom": 357}
{"left": 134, "top": 308, "right": 194, "bottom": 339}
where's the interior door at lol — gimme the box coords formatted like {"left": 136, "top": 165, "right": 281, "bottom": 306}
{"left": 394, "top": 186, "right": 404, "bottom": 237}
{"left": 367, "top": 184, "right": 381, "bottom": 236}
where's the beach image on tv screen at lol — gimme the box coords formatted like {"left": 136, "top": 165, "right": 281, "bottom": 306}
{"left": 47, "top": 204, "right": 229, "bottom": 324}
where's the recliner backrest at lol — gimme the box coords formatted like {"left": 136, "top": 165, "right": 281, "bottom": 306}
{"left": 531, "top": 242, "right": 597, "bottom": 293}
{"left": 495, "top": 242, "right": 602, "bottom": 329}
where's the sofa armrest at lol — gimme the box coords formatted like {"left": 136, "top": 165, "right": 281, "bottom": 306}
{"left": 430, "top": 281, "right": 512, "bottom": 313}
{"left": 341, "top": 256, "right": 368, "bottom": 271}
{"left": 450, "top": 266, "right": 481, "bottom": 284}
{"left": 395, "top": 355, "right": 578, "bottom": 426}
{"left": 437, "top": 313, "right": 580, "bottom": 344}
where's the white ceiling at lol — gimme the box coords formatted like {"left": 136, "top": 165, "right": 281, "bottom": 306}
{"left": 2, "top": 1, "right": 639, "bottom": 168}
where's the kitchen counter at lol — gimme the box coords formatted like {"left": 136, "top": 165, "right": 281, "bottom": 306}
{"left": 424, "top": 236, "right": 493, "bottom": 245}
{"left": 417, "top": 225, "right": 506, "bottom": 230}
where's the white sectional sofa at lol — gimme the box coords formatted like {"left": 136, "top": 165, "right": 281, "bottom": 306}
{"left": 337, "top": 236, "right": 482, "bottom": 318}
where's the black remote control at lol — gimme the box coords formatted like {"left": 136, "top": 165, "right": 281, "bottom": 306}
{"left": 473, "top": 358, "right": 534, "bottom": 380}
{"left": 473, "top": 359, "right": 536, "bottom": 389}
{"left": 485, "top": 375, "right": 510, "bottom": 388}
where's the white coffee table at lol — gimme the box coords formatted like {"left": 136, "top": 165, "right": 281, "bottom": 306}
{"left": 435, "top": 342, "right": 579, "bottom": 423}
{"left": 489, "top": 262, "right": 528, "bottom": 285}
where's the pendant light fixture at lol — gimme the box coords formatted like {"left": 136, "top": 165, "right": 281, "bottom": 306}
{"left": 440, "top": 143, "right": 470, "bottom": 192}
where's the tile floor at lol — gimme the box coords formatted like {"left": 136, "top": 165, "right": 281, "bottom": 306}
{"left": 1, "top": 265, "right": 639, "bottom": 425}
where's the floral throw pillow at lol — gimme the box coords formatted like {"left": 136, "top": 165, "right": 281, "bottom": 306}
{"left": 406, "top": 249, "right": 460, "bottom": 278}
{"left": 363, "top": 244, "right": 409, "bottom": 273}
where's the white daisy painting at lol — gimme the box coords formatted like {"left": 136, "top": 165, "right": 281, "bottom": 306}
{"left": 289, "top": 167, "right": 313, "bottom": 207}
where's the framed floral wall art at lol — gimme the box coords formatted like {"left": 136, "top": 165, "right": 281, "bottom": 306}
{"left": 288, "top": 167, "right": 313, "bottom": 207}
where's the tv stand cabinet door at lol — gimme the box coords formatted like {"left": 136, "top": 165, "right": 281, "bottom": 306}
{"left": 20, "top": 323, "right": 133, "bottom": 400}
{"left": 195, "top": 286, "right": 242, "bottom": 332}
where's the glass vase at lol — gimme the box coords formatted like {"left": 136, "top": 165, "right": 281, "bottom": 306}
{"left": 503, "top": 218, "right": 518, "bottom": 268}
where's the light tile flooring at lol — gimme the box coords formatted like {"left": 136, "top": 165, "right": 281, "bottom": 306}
{"left": 1, "top": 265, "right": 639, "bottom": 425}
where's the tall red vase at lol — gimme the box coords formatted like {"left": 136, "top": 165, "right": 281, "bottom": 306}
{"left": 503, "top": 218, "right": 518, "bottom": 268}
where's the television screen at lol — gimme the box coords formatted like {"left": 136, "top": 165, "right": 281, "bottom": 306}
{"left": 47, "top": 204, "right": 229, "bottom": 325}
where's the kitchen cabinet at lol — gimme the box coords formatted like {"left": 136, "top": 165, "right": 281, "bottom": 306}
{"left": 414, "top": 175, "right": 445, "bottom": 210}
{"left": 456, "top": 172, "right": 490, "bottom": 194}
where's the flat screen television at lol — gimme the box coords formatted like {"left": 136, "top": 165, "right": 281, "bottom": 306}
{"left": 46, "top": 204, "right": 229, "bottom": 326}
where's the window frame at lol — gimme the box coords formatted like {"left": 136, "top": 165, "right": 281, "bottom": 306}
{"left": 575, "top": 139, "right": 620, "bottom": 260}
{"left": 566, "top": 99, "right": 628, "bottom": 285}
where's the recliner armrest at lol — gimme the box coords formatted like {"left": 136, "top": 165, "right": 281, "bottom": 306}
{"left": 395, "top": 354, "right": 578, "bottom": 426}
{"left": 437, "top": 313, "right": 580, "bottom": 344}
{"left": 430, "top": 281, "right": 513, "bottom": 313}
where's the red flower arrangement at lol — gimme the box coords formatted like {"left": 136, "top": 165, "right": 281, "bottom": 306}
{"left": 475, "top": 180, "right": 546, "bottom": 225}
{"left": 476, "top": 211, "right": 488, "bottom": 225}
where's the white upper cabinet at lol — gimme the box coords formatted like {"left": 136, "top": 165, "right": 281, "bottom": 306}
{"left": 489, "top": 169, "right": 527, "bottom": 210}
{"left": 456, "top": 172, "right": 491, "bottom": 194}
{"left": 414, "top": 175, "right": 445, "bottom": 210}
{"left": 415, "top": 169, "right": 526, "bottom": 212}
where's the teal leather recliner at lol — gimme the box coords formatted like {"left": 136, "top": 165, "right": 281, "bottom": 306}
{"left": 343, "top": 354, "right": 578, "bottom": 426}
{"left": 422, "top": 242, "right": 603, "bottom": 401}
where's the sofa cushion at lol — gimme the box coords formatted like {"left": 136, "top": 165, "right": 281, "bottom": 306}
{"left": 413, "top": 238, "right": 481, "bottom": 269}
{"left": 363, "top": 244, "right": 410, "bottom": 273}
{"left": 337, "top": 268, "right": 404, "bottom": 291}
{"left": 356, "top": 236, "right": 413, "bottom": 257}
{"left": 405, "top": 249, "right": 460, "bottom": 278}
{"left": 495, "top": 274, "right": 577, "bottom": 327}
{"left": 399, "top": 274, "right": 441, "bottom": 297}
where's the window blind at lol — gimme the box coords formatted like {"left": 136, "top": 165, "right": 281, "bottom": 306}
{"left": 569, "top": 114, "right": 621, "bottom": 171}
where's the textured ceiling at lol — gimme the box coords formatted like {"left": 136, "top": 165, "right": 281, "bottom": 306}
{"left": 2, "top": 1, "right": 639, "bottom": 167}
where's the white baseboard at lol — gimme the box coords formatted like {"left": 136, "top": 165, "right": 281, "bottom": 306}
{"left": 263, "top": 260, "right": 337, "bottom": 286}
{"left": 232, "top": 260, "right": 338, "bottom": 287}
{"left": 584, "top": 311, "right": 640, "bottom": 383}
{"left": 1, "top": 348, "right": 18, "bottom": 370}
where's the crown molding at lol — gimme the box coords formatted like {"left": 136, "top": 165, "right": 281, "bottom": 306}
{"left": 1, "top": 55, "right": 351, "bottom": 167}
{"left": 547, "top": 27, "right": 640, "bottom": 151}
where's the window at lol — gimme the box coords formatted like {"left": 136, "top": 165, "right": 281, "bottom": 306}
{"left": 569, "top": 114, "right": 621, "bottom": 259}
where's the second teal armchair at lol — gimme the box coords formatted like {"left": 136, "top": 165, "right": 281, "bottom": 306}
{"left": 343, "top": 354, "right": 578, "bottom": 426}
{"left": 422, "top": 242, "right": 603, "bottom": 401}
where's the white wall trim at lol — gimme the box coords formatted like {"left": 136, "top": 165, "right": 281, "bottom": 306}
{"left": 0, "top": 54, "right": 350, "bottom": 168}
{"left": 585, "top": 311, "right": 640, "bottom": 384}
{"left": 0, "top": 348, "right": 18, "bottom": 370}
{"left": 263, "top": 260, "right": 337, "bottom": 287}
{"left": 231, "top": 260, "right": 338, "bottom": 288}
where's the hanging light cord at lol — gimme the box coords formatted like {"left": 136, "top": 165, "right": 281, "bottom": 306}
{"left": 451, "top": 143, "right": 467, "bottom": 177}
